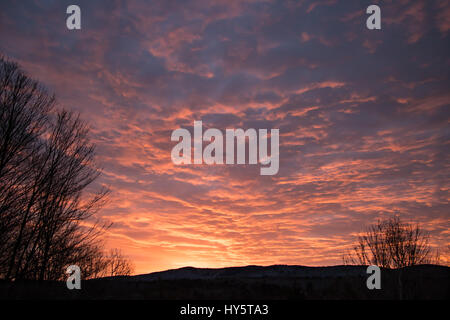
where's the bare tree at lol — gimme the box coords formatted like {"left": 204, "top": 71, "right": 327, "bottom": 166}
{"left": 344, "top": 217, "right": 436, "bottom": 268}
{"left": 0, "top": 55, "right": 54, "bottom": 277}
{"left": 101, "top": 248, "right": 135, "bottom": 277}
{"left": 0, "top": 56, "right": 115, "bottom": 281}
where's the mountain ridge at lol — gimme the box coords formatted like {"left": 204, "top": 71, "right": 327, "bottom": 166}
{"left": 97, "top": 264, "right": 449, "bottom": 282}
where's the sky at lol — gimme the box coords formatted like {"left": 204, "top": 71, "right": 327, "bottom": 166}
{"left": 0, "top": 0, "right": 449, "bottom": 274}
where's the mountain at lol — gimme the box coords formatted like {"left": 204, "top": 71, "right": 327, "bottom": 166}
{"left": 112, "top": 265, "right": 371, "bottom": 281}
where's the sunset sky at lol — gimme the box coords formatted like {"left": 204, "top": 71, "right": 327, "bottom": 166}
{"left": 1, "top": 0, "right": 449, "bottom": 274}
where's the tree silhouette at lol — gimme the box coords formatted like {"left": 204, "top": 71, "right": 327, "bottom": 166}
{"left": 0, "top": 56, "right": 131, "bottom": 280}
{"left": 101, "top": 249, "right": 134, "bottom": 278}
{"left": 0, "top": 56, "right": 54, "bottom": 275}
{"left": 344, "top": 216, "right": 436, "bottom": 268}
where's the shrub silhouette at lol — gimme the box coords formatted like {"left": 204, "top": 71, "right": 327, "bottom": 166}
{"left": 344, "top": 216, "right": 436, "bottom": 268}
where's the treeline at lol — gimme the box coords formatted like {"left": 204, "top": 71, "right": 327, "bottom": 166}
{"left": 0, "top": 56, "right": 133, "bottom": 281}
